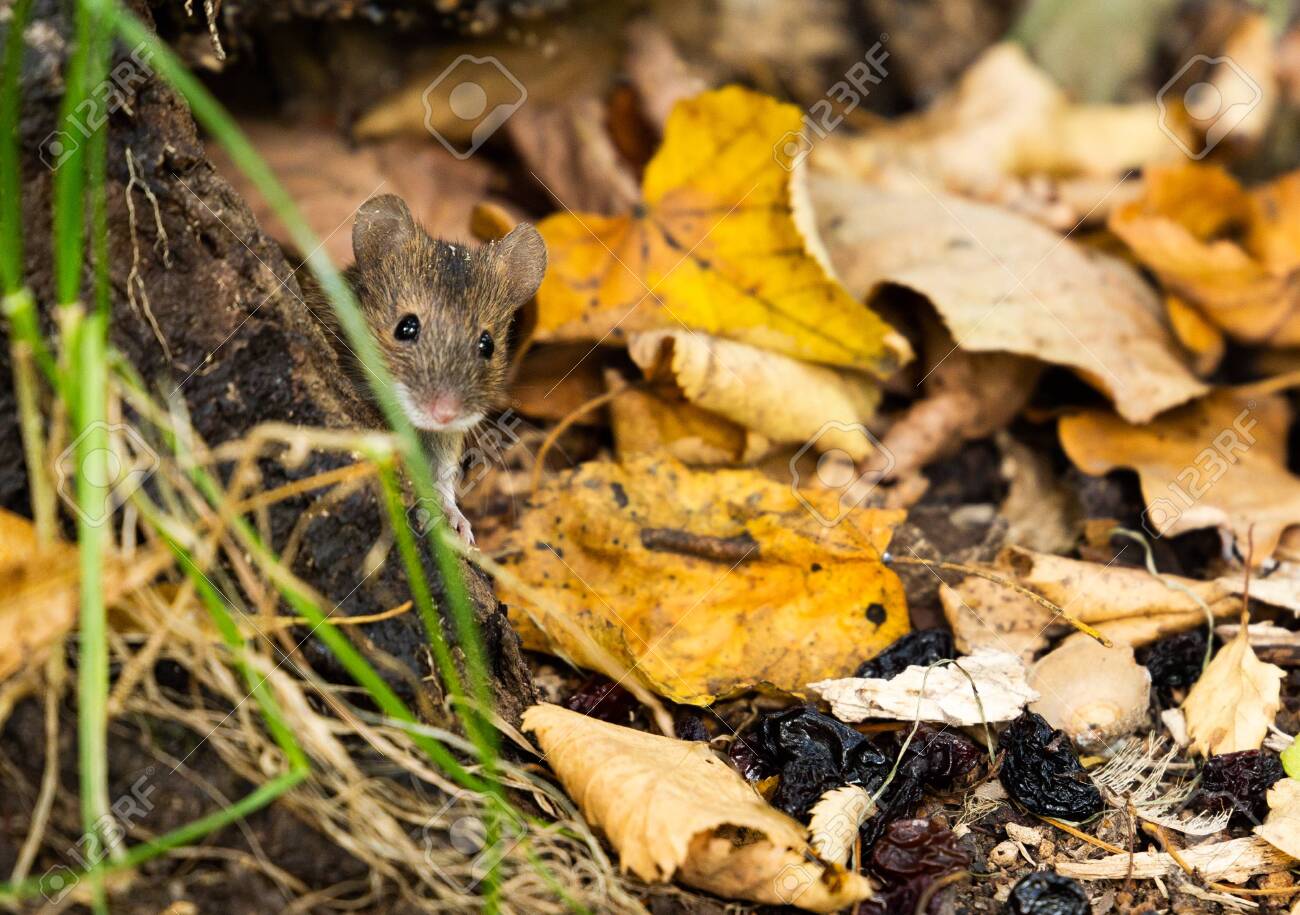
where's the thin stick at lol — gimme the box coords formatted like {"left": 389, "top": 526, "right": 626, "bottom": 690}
{"left": 1038, "top": 815, "right": 1126, "bottom": 855}
{"left": 914, "top": 869, "right": 969, "bottom": 915}
{"left": 886, "top": 554, "right": 1112, "bottom": 646}
{"left": 529, "top": 381, "right": 636, "bottom": 494}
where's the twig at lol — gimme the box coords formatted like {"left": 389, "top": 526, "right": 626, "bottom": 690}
{"left": 1038, "top": 815, "right": 1126, "bottom": 855}
{"left": 529, "top": 381, "right": 638, "bottom": 494}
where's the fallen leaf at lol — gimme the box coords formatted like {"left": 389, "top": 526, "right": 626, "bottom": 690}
{"left": 1110, "top": 164, "right": 1300, "bottom": 347}
{"left": 522, "top": 703, "right": 874, "bottom": 912}
{"left": 501, "top": 454, "right": 909, "bottom": 704}
{"left": 608, "top": 373, "right": 770, "bottom": 465}
{"left": 810, "top": 648, "right": 1036, "bottom": 726}
{"left": 812, "top": 43, "right": 1178, "bottom": 227}
{"left": 940, "top": 546, "right": 1241, "bottom": 658}
{"left": 815, "top": 174, "right": 1207, "bottom": 424}
{"left": 627, "top": 330, "right": 881, "bottom": 460}
{"left": 1257, "top": 771, "right": 1300, "bottom": 861}
{"left": 0, "top": 510, "right": 169, "bottom": 681}
{"left": 1056, "top": 836, "right": 1293, "bottom": 883}
{"left": 997, "top": 431, "right": 1081, "bottom": 555}
{"left": 1059, "top": 389, "right": 1300, "bottom": 560}
{"left": 879, "top": 319, "right": 1040, "bottom": 477}
{"left": 209, "top": 123, "right": 501, "bottom": 266}
{"left": 534, "top": 86, "right": 912, "bottom": 374}
{"left": 1183, "top": 625, "right": 1284, "bottom": 756}
{"left": 807, "top": 786, "right": 875, "bottom": 866}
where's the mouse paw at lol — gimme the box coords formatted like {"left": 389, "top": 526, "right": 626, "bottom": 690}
{"left": 445, "top": 501, "right": 476, "bottom": 547}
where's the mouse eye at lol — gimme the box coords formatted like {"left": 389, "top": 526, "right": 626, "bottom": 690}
{"left": 477, "top": 330, "right": 495, "bottom": 360}
{"left": 394, "top": 314, "right": 420, "bottom": 342}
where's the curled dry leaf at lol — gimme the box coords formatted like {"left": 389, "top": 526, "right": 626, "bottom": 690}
{"left": 501, "top": 454, "right": 908, "bottom": 704}
{"left": 814, "top": 174, "right": 1206, "bottom": 424}
{"left": 1182, "top": 625, "right": 1284, "bottom": 756}
{"left": 534, "top": 86, "right": 912, "bottom": 374}
{"left": 627, "top": 330, "right": 881, "bottom": 460}
{"left": 1255, "top": 776, "right": 1300, "bottom": 861}
{"left": 812, "top": 43, "right": 1175, "bottom": 226}
{"left": 1055, "top": 836, "right": 1293, "bottom": 883}
{"left": 940, "top": 546, "right": 1241, "bottom": 659}
{"left": 810, "top": 648, "right": 1036, "bottom": 726}
{"left": 1059, "top": 389, "right": 1300, "bottom": 560}
{"left": 808, "top": 785, "right": 875, "bottom": 866}
{"left": 1109, "top": 164, "right": 1300, "bottom": 347}
{"left": 607, "top": 373, "right": 771, "bottom": 465}
{"left": 522, "top": 704, "right": 873, "bottom": 912}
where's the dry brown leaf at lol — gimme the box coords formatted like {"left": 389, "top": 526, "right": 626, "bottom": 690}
{"left": 1256, "top": 777, "right": 1300, "bottom": 861}
{"left": 1056, "top": 836, "right": 1293, "bottom": 883}
{"left": 940, "top": 546, "right": 1241, "bottom": 659}
{"left": 812, "top": 43, "right": 1177, "bottom": 226}
{"left": 1183, "top": 624, "right": 1284, "bottom": 756}
{"left": 209, "top": 123, "right": 501, "bottom": 266}
{"left": 1059, "top": 389, "right": 1300, "bottom": 560}
{"left": 1110, "top": 164, "right": 1300, "bottom": 347}
{"left": 506, "top": 92, "right": 640, "bottom": 214}
{"left": 501, "top": 454, "right": 908, "bottom": 704}
{"left": 522, "top": 703, "right": 873, "bottom": 911}
{"left": 0, "top": 510, "right": 170, "bottom": 681}
{"left": 880, "top": 321, "right": 1040, "bottom": 477}
{"left": 997, "top": 432, "right": 1080, "bottom": 555}
{"left": 627, "top": 330, "right": 881, "bottom": 461}
{"left": 815, "top": 175, "right": 1206, "bottom": 424}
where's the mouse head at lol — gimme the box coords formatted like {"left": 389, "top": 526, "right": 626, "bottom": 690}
{"left": 349, "top": 195, "right": 546, "bottom": 433}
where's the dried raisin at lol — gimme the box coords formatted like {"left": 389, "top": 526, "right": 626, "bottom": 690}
{"left": 869, "top": 818, "right": 969, "bottom": 882}
{"left": 855, "top": 629, "right": 955, "bottom": 679}
{"left": 1136, "top": 629, "right": 1208, "bottom": 691}
{"left": 1193, "top": 750, "right": 1285, "bottom": 825}
{"left": 562, "top": 675, "right": 636, "bottom": 724}
{"left": 998, "top": 711, "right": 1102, "bottom": 821}
{"left": 1007, "top": 871, "right": 1089, "bottom": 915}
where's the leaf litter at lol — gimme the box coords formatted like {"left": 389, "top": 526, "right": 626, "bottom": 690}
{"left": 24, "top": 5, "right": 1300, "bottom": 913}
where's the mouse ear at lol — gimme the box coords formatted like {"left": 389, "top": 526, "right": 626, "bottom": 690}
{"left": 489, "top": 222, "right": 548, "bottom": 307}
{"left": 353, "top": 195, "right": 416, "bottom": 266}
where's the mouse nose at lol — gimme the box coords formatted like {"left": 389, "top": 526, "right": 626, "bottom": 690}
{"left": 428, "top": 393, "right": 462, "bottom": 425}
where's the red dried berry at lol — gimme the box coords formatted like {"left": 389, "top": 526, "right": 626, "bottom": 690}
{"left": 562, "top": 675, "right": 636, "bottom": 724}
{"left": 1193, "top": 750, "right": 1285, "bottom": 826}
{"left": 869, "top": 818, "right": 970, "bottom": 883}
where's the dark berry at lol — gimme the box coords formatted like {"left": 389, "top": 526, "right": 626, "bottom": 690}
{"left": 855, "top": 629, "right": 955, "bottom": 679}
{"left": 562, "top": 675, "right": 636, "bottom": 724}
{"left": 1193, "top": 750, "right": 1285, "bottom": 825}
{"left": 1007, "top": 871, "right": 1089, "bottom": 915}
{"left": 998, "top": 712, "right": 1102, "bottom": 821}
{"left": 1136, "top": 629, "right": 1208, "bottom": 691}
{"left": 672, "top": 708, "right": 711, "bottom": 742}
{"left": 869, "top": 818, "right": 969, "bottom": 883}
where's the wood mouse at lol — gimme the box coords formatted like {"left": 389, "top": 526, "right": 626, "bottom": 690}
{"left": 308, "top": 194, "right": 546, "bottom": 544}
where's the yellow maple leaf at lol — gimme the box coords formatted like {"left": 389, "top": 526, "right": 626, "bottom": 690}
{"left": 1109, "top": 164, "right": 1300, "bottom": 346}
{"left": 500, "top": 454, "right": 909, "bottom": 704}
{"left": 534, "top": 85, "right": 912, "bottom": 374}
